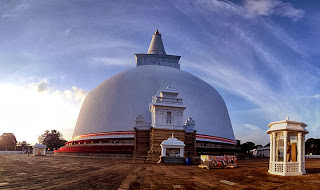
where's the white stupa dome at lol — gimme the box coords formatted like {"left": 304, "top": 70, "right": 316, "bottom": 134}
{"left": 72, "top": 30, "right": 236, "bottom": 144}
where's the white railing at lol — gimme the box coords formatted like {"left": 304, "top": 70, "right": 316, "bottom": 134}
{"left": 274, "top": 162, "right": 284, "bottom": 172}
{"left": 269, "top": 162, "right": 274, "bottom": 171}
{"left": 286, "top": 162, "right": 299, "bottom": 172}
{"left": 270, "top": 161, "right": 302, "bottom": 173}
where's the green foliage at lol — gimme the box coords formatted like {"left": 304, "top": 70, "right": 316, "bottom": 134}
{"left": 0, "top": 133, "right": 17, "bottom": 151}
{"left": 38, "top": 130, "right": 67, "bottom": 151}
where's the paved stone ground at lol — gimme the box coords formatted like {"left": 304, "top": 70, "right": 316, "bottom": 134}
{"left": 0, "top": 154, "right": 320, "bottom": 189}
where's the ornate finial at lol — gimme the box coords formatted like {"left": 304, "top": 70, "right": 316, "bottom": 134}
{"left": 286, "top": 116, "right": 289, "bottom": 120}
{"left": 147, "top": 29, "right": 165, "bottom": 55}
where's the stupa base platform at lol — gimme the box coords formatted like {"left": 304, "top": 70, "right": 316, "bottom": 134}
{"left": 54, "top": 144, "right": 133, "bottom": 159}
{"left": 159, "top": 156, "right": 185, "bottom": 164}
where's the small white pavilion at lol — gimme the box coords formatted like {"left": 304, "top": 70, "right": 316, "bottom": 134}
{"left": 33, "top": 144, "right": 47, "bottom": 156}
{"left": 266, "top": 117, "right": 308, "bottom": 176}
{"left": 160, "top": 134, "right": 185, "bottom": 158}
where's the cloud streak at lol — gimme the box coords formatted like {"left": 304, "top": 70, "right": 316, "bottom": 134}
{"left": 1, "top": 1, "right": 30, "bottom": 18}
{"left": 192, "top": 0, "right": 304, "bottom": 21}
{"left": 0, "top": 0, "right": 317, "bottom": 145}
{"left": 173, "top": 0, "right": 318, "bottom": 144}
{"left": 244, "top": 0, "right": 304, "bottom": 21}
{"left": 91, "top": 57, "right": 133, "bottom": 67}
{"left": 234, "top": 123, "right": 269, "bottom": 145}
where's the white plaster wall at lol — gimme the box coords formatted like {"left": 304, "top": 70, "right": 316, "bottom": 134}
{"left": 0, "top": 151, "right": 24, "bottom": 154}
{"left": 73, "top": 65, "right": 235, "bottom": 141}
{"left": 152, "top": 107, "right": 184, "bottom": 127}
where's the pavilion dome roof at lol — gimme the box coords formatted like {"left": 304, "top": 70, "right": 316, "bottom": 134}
{"left": 266, "top": 117, "right": 308, "bottom": 134}
{"left": 33, "top": 144, "right": 47, "bottom": 148}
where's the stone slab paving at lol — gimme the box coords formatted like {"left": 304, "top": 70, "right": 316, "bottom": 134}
{"left": 219, "top": 180, "right": 237, "bottom": 186}
{"left": 1, "top": 155, "right": 320, "bottom": 189}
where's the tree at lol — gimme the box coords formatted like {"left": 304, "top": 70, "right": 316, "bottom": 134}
{"left": 0, "top": 133, "right": 17, "bottom": 151}
{"left": 305, "top": 138, "right": 320, "bottom": 155}
{"left": 236, "top": 139, "right": 241, "bottom": 146}
{"left": 241, "top": 141, "right": 256, "bottom": 153}
{"left": 38, "top": 130, "right": 67, "bottom": 151}
{"left": 17, "top": 141, "right": 30, "bottom": 151}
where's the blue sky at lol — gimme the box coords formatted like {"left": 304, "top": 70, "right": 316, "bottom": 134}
{"left": 0, "top": 0, "right": 319, "bottom": 145}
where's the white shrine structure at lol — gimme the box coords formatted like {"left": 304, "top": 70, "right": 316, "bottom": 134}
{"left": 149, "top": 87, "right": 186, "bottom": 130}
{"left": 266, "top": 117, "right": 308, "bottom": 176}
{"left": 147, "top": 87, "right": 195, "bottom": 163}
{"left": 161, "top": 134, "right": 185, "bottom": 158}
{"left": 33, "top": 144, "right": 47, "bottom": 156}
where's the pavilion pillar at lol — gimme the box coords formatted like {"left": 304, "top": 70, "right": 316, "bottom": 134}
{"left": 269, "top": 133, "right": 273, "bottom": 171}
{"left": 272, "top": 132, "right": 276, "bottom": 162}
{"left": 302, "top": 135, "right": 306, "bottom": 162}
{"left": 161, "top": 147, "right": 166, "bottom": 157}
{"left": 302, "top": 135, "right": 306, "bottom": 173}
{"left": 298, "top": 132, "right": 302, "bottom": 172}
{"left": 283, "top": 131, "right": 288, "bottom": 173}
{"left": 180, "top": 148, "right": 184, "bottom": 157}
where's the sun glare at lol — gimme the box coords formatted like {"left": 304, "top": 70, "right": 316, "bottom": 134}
{"left": 0, "top": 83, "right": 85, "bottom": 144}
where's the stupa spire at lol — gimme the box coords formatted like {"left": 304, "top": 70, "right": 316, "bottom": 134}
{"left": 135, "top": 30, "right": 181, "bottom": 69}
{"left": 147, "top": 29, "right": 166, "bottom": 55}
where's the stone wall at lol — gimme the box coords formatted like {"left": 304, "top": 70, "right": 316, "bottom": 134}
{"left": 134, "top": 128, "right": 150, "bottom": 160}
{"left": 184, "top": 131, "right": 197, "bottom": 157}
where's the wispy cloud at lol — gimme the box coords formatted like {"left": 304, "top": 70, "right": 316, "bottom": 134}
{"left": 29, "top": 80, "right": 88, "bottom": 102}
{"left": 1, "top": 1, "right": 30, "bottom": 18}
{"left": 193, "top": 0, "right": 304, "bottom": 21}
{"left": 311, "top": 94, "right": 320, "bottom": 99}
{"left": 65, "top": 28, "right": 71, "bottom": 36}
{"left": 244, "top": 0, "right": 304, "bottom": 21}
{"left": 234, "top": 123, "right": 268, "bottom": 145}
{"left": 244, "top": 123, "right": 265, "bottom": 133}
{"left": 174, "top": 0, "right": 318, "bottom": 144}
{"left": 32, "top": 80, "right": 50, "bottom": 93}
{"left": 0, "top": 0, "right": 317, "bottom": 145}
{"left": 194, "top": 0, "right": 241, "bottom": 14}
{"left": 91, "top": 57, "right": 133, "bottom": 67}
{"left": 188, "top": 60, "right": 288, "bottom": 120}
{"left": 262, "top": 20, "right": 306, "bottom": 56}
{"left": 54, "top": 86, "right": 88, "bottom": 102}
